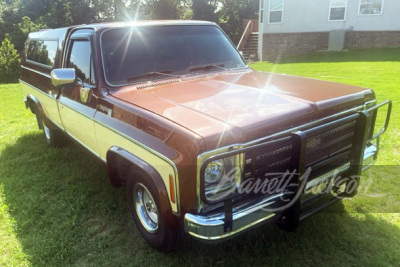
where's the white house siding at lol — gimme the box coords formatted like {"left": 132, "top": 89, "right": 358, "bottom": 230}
{"left": 259, "top": 0, "right": 400, "bottom": 60}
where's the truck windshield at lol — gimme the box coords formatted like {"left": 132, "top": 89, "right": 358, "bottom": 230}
{"left": 101, "top": 25, "right": 246, "bottom": 86}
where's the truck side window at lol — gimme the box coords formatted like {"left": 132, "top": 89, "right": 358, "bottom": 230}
{"left": 26, "top": 40, "right": 58, "bottom": 68}
{"left": 67, "top": 40, "right": 95, "bottom": 84}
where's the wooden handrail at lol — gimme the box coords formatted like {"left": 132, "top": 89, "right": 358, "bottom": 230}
{"left": 237, "top": 20, "right": 253, "bottom": 51}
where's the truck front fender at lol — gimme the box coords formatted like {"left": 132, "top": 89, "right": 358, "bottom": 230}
{"left": 106, "top": 146, "right": 177, "bottom": 223}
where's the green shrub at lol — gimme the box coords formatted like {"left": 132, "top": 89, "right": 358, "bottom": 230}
{"left": 0, "top": 37, "right": 20, "bottom": 84}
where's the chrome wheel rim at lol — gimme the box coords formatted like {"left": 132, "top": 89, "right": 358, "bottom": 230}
{"left": 134, "top": 183, "right": 159, "bottom": 233}
{"left": 42, "top": 118, "right": 51, "bottom": 140}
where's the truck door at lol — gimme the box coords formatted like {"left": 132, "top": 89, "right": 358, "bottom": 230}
{"left": 57, "top": 29, "right": 99, "bottom": 156}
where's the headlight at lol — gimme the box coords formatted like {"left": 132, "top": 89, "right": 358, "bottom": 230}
{"left": 203, "top": 154, "right": 243, "bottom": 202}
{"left": 204, "top": 159, "right": 224, "bottom": 184}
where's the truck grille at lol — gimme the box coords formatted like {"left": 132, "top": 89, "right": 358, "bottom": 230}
{"left": 244, "top": 118, "right": 357, "bottom": 181}
{"left": 305, "top": 120, "right": 356, "bottom": 167}
{"left": 244, "top": 139, "right": 293, "bottom": 180}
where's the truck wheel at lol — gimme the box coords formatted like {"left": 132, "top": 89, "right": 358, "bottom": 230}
{"left": 41, "top": 117, "right": 66, "bottom": 147}
{"left": 127, "top": 170, "right": 181, "bottom": 252}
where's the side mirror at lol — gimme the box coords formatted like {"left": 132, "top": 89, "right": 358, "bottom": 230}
{"left": 239, "top": 51, "right": 244, "bottom": 57}
{"left": 51, "top": 68, "right": 76, "bottom": 87}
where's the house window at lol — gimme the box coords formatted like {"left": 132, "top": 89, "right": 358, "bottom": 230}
{"left": 269, "top": 0, "right": 284, "bottom": 24}
{"left": 359, "top": 0, "right": 384, "bottom": 15}
{"left": 329, "top": 0, "right": 347, "bottom": 21}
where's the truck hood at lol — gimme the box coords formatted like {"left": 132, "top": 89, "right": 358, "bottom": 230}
{"left": 111, "top": 69, "right": 372, "bottom": 149}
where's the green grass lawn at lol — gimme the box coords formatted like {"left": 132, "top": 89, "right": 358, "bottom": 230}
{"left": 1, "top": 48, "right": 399, "bottom": 266}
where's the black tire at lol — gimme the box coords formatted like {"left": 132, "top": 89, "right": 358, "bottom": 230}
{"left": 126, "top": 170, "right": 182, "bottom": 252}
{"left": 41, "top": 116, "right": 67, "bottom": 147}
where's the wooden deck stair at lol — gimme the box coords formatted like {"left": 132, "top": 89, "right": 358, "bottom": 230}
{"left": 237, "top": 20, "right": 259, "bottom": 63}
{"left": 242, "top": 33, "right": 259, "bottom": 62}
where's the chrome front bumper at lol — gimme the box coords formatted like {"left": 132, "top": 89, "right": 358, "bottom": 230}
{"left": 184, "top": 194, "right": 282, "bottom": 242}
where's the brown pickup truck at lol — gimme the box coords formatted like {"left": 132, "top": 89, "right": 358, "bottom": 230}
{"left": 20, "top": 21, "right": 391, "bottom": 252}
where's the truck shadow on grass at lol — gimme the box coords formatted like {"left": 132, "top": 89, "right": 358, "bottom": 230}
{"left": 1, "top": 132, "right": 399, "bottom": 266}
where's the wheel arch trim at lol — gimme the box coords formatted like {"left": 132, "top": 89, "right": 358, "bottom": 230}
{"left": 26, "top": 94, "right": 45, "bottom": 129}
{"left": 106, "top": 146, "right": 180, "bottom": 217}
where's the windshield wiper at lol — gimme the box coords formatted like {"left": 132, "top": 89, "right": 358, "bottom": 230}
{"left": 127, "top": 70, "right": 178, "bottom": 82}
{"left": 189, "top": 64, "right": 226, "bottom": 73}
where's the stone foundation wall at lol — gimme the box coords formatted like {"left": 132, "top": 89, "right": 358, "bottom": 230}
{"left": 262, "top": 31, "right": 400, "bottom": 61}
{"left": 345, "top": 31, "right": 400, "bottom": 49}
{"left": 262, "top": 32, "right": 329, "bottom": 61}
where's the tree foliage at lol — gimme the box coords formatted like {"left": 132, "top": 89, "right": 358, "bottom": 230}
{"left": 0, "top": 37, "right": 20, "bottom": 83}
{"left": 1, "top": 0, "right": 258, "bottom": 47}
{"left": 219, "top": 0, "right": 259, "bottom": 44}
{"left": 192, "top": 0, "right": 219, "bottom": 22}
{"left": 0, "top": 0, "right": 258, "bottom": 82}
{"left": 10, "top": 16, "right": 44, "bottom": 52}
